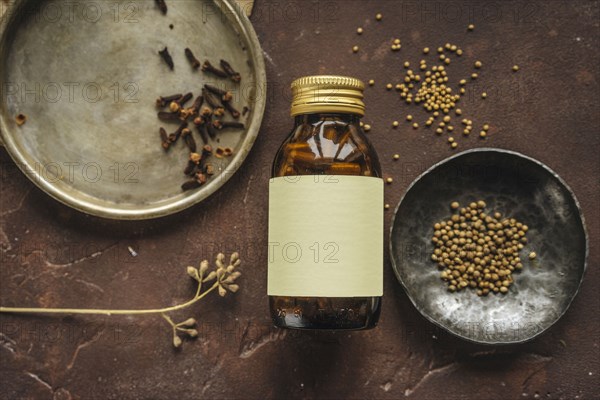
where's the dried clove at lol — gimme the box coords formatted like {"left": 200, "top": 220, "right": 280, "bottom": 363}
{"left": 156, "top": 93, "right": 182, "bottom": 108}
{"left": 191, "top": 95, "right": 204, "bottom": 114}
{"left": 159, "top": 127, "right": 170, "bottom": 150}
{"left": 176, "top": 92, "right": 194, "bottom": 108}
{"left": 182, "top": 180, "right": 201, "bottom": 191}
{"left": 200, "top": 107, "right": 213, "bottom": 117}
{"left": 159, "top": 47, "right": 174, "bottom": 70}
{"left": 205, "top": 163, "right": 215, "bottom": 176}
{"left": 184, "top": 160, "right": 196, "bottom": 176}
{"left": 168, "top": 121, "right": 188, "bottom": 143}
{"left": 220, "top": 60, "right": 241, "bottom": 83}
{"left": 202, "top": 60, "right": 228, "bottom": 78}
{"left": 196, "top": 122, "right": 209, "bottom": 144}
{"left": 213, "top": 120, "right": 245, "bottom": 130}
{"left": 158, "top": 111, "right": 181, "bottom": 122}
{"left": 155, "top": 0, "right": 167, "bottom": 15}
{"left": 190, "top": 152, "right": 202, "bottom": 165}
{"left": 222, "top": 101, "right": 241, "bottom": 119}
{"left": 195, "top": 173, "right": 208, "bottom": 185}
{"left": 184, "top": 130, "right": 197, "bottom": 152}
{"left": 185, "top": 48, "right": 201, "bottom": 70}
{"left": 202, "top": 89, "right": 225, "bottom": 116}
{"left": 206, "top": 118, "right": 217, "bottom": 140}
{"left": 204, "top": 84, "right": 233, "bottom": 102}
{"left": 202, "top": 88, "right": 221, "bottom": 108}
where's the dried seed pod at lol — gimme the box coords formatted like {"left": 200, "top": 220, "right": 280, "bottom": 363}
{"left": 156, "top": 93, "right": 182, "bottom": 108}
{"left": 202, "top": 60, "right": 228, "bottom": 78}
{"left": 220, "top": 60, "right": 241, "bottom": 82}
{"left": 184, "top": 48, "right": 201, "bottom": 69}
{"left": 158, "top": 47, "right": 174, "bottom": 70}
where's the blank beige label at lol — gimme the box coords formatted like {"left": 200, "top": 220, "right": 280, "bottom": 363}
{"left": 268, "top": 175, "right": 383, "bottom": 297}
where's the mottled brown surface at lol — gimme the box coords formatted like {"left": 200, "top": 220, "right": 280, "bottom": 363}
{"left": 1, "top": 1, "right": 599, "bottom": 399}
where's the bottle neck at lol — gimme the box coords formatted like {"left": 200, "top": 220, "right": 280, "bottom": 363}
{"left": 294, "top": 113, "right": 361, "bottom": 126}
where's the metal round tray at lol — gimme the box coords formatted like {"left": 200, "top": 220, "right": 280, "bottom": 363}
{"left": 0, "top": 0, "right": 266, "bottom": 220}
{"left": 390, "top": 148, "right": 588, "bottom": 344}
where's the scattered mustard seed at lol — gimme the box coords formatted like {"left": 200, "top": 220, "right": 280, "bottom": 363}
{"left": 404, "top": 61, "right": 410, "bottom": 68}
{"left": 480, "top": 131, "right": 487, "bottom": 138}
{"left": 386, "top": 177, "right": 393, "bottom": 184}
{"left": 357, "top": 27, "right": 363, "bottom": 35}
{"left": 483, "top": 124, "right": 490, "bottom": 131}
{"left": 375, "top": 13, "right": 382, "bottom": 21}
{"left": 513, "top": 65, "right": 520, "bottom": 72}
{"left": 529, "top": 251, "right": 537, "bottom": 260}
{"left": 468, "top": 24, "right": 475, "bottom": 31}
{"left": 481, "top": 92, "right": 487, "bottom": 99}
{"left": 352, "top": 45, "right": 359, "bottom": 53}
{"left": 451, "top": 142, "right": 458, "bottom": 149}
{"left": 413, "top": 122, "right": 419, "bottom": 129}
{"left": 364, "top": 124, "right": 371, "bottom": 132}
{"left": 393, "top": 154, "right": 400, "bottom": 160}
{"left": 451, "top": 201, "right": 460, "bottom": 209}
{"left": 369, "top": 79, "right": 375, "bottom": 86}
{"left": 392, "top": 121, "right": 399, "bottom": 128}
{"left": 471, "top": 73, "right": 478, "bottom": 79}
{"left": 386, "top": 83, "right": 393, "bottom": 90}
{"left": 423, "top": 47, "right": 430, "bottom": 54}
{"left": 406, "top": 115, "right": 413, "bottom": 121}
{"left": 384, "top": 204, "right": 390, "bottom": 210}
{"left": 475, "top": 61, "right": 482, "bottom": 68}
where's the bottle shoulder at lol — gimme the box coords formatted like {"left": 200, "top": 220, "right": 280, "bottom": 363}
{"left": 273, "top": 118, "right": 381, "bottom": 178}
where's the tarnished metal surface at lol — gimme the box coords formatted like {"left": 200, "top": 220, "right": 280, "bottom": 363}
{"left": 0, "top": 1, "right": 599, "bottom": 399}
{"left": 390, "top": 149, "right": 587, "bottom": 344}
{"left": 0, "top": 0, "right": 266, "bottom": 219}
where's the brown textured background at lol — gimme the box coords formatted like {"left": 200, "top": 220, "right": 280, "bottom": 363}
{"left": 1, "top": 1, "right": 599, "bottom": 399}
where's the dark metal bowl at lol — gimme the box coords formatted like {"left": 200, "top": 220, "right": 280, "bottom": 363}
{"left": 389, "top": 148, "right": 588, "bottom": 344}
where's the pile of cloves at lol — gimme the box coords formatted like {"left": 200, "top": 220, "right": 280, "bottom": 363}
{"left": 153, "top": 3, "right": 248, "bottom": 192}
{"left": 155, "top": 85, "right": 246, "bottom": 191}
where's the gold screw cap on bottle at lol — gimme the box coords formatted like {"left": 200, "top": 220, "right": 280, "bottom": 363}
{"left": 290, "top": 75, "right": 365, "bottom": 117}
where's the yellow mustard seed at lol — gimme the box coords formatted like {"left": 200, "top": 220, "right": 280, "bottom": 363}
{"left": 451, "top": 142, "right": 458, "bottom": 149}
{"left": 386, "top": 177, "right": 393, "bottom": 184}
{"left": 482, "top": 92, "right": 487, "bottom": 99}
{"left": 456, "top": 49, "right": 463, "bottom": 56}
{"left": 376, "top": 13, "right": 383, "bottom": 21}
{"left": 475, "top": 61, "right": 482, "bottom": 68}
{"left": 386, "top": 83, "right": 393, "bottom": 90}
{"left": 392, "top": 121, "right": 399, "bottom": 128}
{"left": 513, "top": 65, "right": 520, "bottom": 72}
{"left": 468, "top": 24, "right": 475, "bottom": 31}
{"left": 369, "top": 79, "right": 375, "bottom": 86}
{"left": 385, "top": 204, "right": 390, "bottom": 210}
{"left": 471, "top": 73, "right": 478, "bottom": 79}
{"left": 364, "top": 124, "right": 371, "bottom": 132}
{"left": 483, "top": 124, "right": 490, "bottom": 131}
{"left": 480, "top": 131, "right": 487, "bottom": 138}
{"left": 413, "top": 122, "right": 419, "bottom": 129}
{"left": 357, "top": 27, "right": 363, "bottom": 34}
{"left": 393, "top": 154, "right": 400, "bottom": 160}
{"left": 423, "top": 47, "right": 430, "bottom": 54}
{"left": 406, "top": 115, "right": 413, "bottom": 121}
{"left": 352, "top": 45, "right": 359, "bottom": 53}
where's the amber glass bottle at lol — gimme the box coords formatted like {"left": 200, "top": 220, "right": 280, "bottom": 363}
{"left": 268, "top": 76, "right": 383, "bottom": 330}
